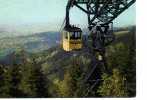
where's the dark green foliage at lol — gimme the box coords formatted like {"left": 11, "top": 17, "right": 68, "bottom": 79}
{"left": 0, "top": 67, "right": 11, "bottom": 97}
{"left": 97, "top": 69, "right": 128, "bottom": 97}
{"left": 107, "top": 43, "right": 130, "bottom": 72}
{"left": 55, "top": 71, "right": 74, "bottom": 97}
{"left": 0, "top": 65, "right": 7, "bottom": 97}
{"left": 127, "top": 30, "right": 136, "bottom": 97}
{"left": 19, "top": 60, "right": 50, "bottom": 97}
{"left": 69, "top": 57, "right": 89, "bottom": 97}
{"left": 0, "top": 64, "right": 23, "bottom": 97}
{"left": 54, "top": 56, "right": 87, "bottom": 97}
{"left": 0, "top": 56, "right": 51, "bottom": 98}
{"left": 106, "top": 32, "right": 136, "bottom": 97}
{"left": 8, "top": 64, "right": 23, "bottom": 97}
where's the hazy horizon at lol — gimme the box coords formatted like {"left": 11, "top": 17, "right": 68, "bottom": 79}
{"left": 0, "top": 0, "right": 136, "bottom": 35}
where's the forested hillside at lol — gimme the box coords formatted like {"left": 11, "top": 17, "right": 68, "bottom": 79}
{"left": 0, "top": 27, "right": 136, "bottom": 98}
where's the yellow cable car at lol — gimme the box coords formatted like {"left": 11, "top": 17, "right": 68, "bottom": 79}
{"left": 62, "top": 27, "right": 82, "bottom": 51}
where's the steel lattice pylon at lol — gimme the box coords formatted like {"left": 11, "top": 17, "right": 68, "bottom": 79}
{"left": 64, "top": 0, "right": 135, "bottom": 96}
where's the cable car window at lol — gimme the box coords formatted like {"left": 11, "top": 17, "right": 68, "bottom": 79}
{"left": 76, "top": 32, "right": 81, "bottom": 39}
{"left": 69, "top": 32, "right": 81, "bottom": 39}
{"left": 75, "top": 32, "right": 78, "bottom": 39}
{"left": 64, "top": 32, "right": 68, "bottom": 39}
{"left": 78, "top": 32, "right": 81, "bottom": 39}
{"left": 70, "top": 32, "right": 74, "bottom": 39}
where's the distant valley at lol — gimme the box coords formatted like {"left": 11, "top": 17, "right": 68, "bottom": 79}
{"left": 0, "top": 31, "right": 60, "bottom": 59}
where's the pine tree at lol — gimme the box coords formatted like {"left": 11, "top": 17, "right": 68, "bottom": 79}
{"left": 107, "top": 43, "right": 130, "bottom": 72}
{"left": 10, "top": 64, "right": 23, "bottom": 97}
{"left": 19, "top": 60, "right": 50, "bottom": 97}
{"left": 2, "top": 64, "right": 23, "bottom": 97}
{"left": 33, "top": 61, "right": 50, "bottom": 97}
{"left": 126, "top": 30, "right": 136, "bottom": 97}
{"left": 0, "top": 67, "right": 11, "bottom": 97}
{"left": 19, "top": 62, "right": 34, "bottom": 97}
{"left": 55, "top": 56, "right": 84, "bottom": 97}
{"left": 0, "top": 65, "right": 7, "bottom": 97}
{"left": 55, "top": 71, "right": 73, "bottom": 97}
{"left": 97, "top": 69, "right": 128, "bottom": 97}
{"left": 69, "top": 58, "right": 84, "bottom": 97}
{"left": 107, "top": 39, "right": 136, "bottom": 96}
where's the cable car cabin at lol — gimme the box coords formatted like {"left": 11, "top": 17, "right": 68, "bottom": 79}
{"left": 62, "top": 27, "right": 82, "bottom": 51}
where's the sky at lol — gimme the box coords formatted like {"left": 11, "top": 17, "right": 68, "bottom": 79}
{"left": 0, "top": 0, "right": 136, "bottom": 34}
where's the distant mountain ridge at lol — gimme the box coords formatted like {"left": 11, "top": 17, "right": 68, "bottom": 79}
{"left": 0, "top": 26, "right": 135, "bottom": 60}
